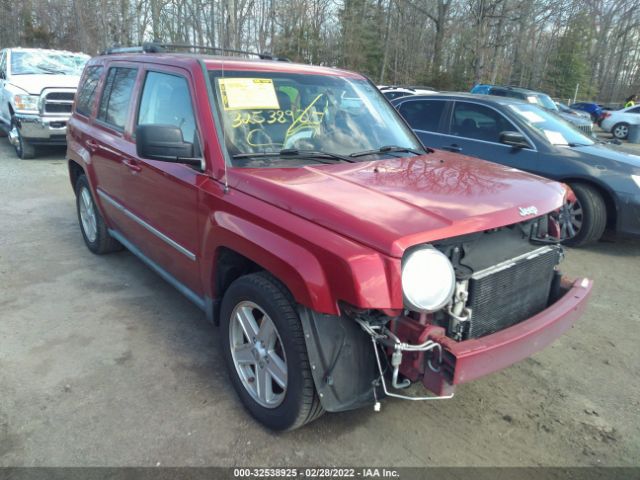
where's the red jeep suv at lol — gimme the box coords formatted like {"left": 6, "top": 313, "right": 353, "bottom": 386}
{"left": 67, "top": 44, "right": 592, "bottom": 431}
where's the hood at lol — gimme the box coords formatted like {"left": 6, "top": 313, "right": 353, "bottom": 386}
{"left": 571, "top": 143, "right": 640, "bottom": 172}
{"left": 230, "top": 151, "right": 566, "bottom": 257}
{"left": 9, "top": 74, "right": 81, "bottom": 94}
{"left": 559, "top": 112, "right": 591, "bottom": 126}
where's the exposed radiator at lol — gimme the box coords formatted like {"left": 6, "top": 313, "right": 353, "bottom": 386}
{"left": 466, "top": 246, "right": 560, "bottom": 339}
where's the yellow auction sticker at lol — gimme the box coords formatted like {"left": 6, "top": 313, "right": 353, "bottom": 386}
{"left": 218, "top": 78, "right": 280, "bottom": 111}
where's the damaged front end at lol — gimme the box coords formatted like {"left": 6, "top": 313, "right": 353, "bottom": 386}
{"left": 299, "top": 216, "right": 592, "bottom": 412}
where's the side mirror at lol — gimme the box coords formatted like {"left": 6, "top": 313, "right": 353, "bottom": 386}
{"left": 136, "top": 124, "right": 201, "bottom": 167}
{"left": 499, "top": 131, "right": 531, "bottom": 149}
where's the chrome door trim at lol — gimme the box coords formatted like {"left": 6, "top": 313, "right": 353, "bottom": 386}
{"left": 97, "top": 188, "right": 196, "bottom": 261}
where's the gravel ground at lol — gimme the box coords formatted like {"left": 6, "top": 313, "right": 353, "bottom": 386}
{"left": 0, "top": 140, "right": 639, "bottom": 467}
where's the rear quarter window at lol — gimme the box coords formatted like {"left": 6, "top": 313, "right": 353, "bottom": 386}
{"left": 76, "top": 66, "right": 103, "bottom": 117}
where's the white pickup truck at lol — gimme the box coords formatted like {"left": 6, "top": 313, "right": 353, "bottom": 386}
{"left": 0, "top": 48, "right": 89, "bottom": 158}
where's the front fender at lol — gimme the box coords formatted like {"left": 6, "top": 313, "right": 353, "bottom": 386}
{"left": 199, "top": 186, "right": 403, "bottom": 316}
{"left": 205, "top": 210, "right": 332, "bottom": 312}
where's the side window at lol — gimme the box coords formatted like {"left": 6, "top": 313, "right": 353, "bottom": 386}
{"left": 628, "top": 107, "right": 640, "bottom": 114}
{"left": 137, "top": 71, "right": 197, "bottom": 146}
{"left": 398, "top": 100, "right": 446, "bottom": 132}
{"left": 452, "top": 102, "right": 517, "bottom": 143}
{"left": 76, "top": 66, "right": 103, "bottom": 117}
{"left": 97, "top": 67, "right": 137, "bottom": 130}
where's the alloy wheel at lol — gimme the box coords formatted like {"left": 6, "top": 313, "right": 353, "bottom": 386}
{"left": 558, "top": 196, "right": 583, "bottom": 241}
{"left": 613, "top": 124, "right": 628, "bottom": 139}
{"left": 9, "top": 124, "right": 22, "bottom": 157}
{"left": 229, "top": 301, "right": 288, "bottom": 408}
{"left": 79, "top": 187, "right": 98, "bottom": 243}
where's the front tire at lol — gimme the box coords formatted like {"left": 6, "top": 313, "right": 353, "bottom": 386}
{"left": 10, "top": 118, "right": 35, "bottom": 159}
{"left": 220, "top": 272, "right": 324, "bottom": 431}
{"left": 612, "top": 122, "right": 629, "bottom": 140}
{"left": 75, "top": 174, "right": 122, "bottom": 254}
{"left": 559, "top": 183, "right": 607, "bottom": 247}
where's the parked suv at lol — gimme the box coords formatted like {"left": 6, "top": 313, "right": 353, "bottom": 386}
{"left": 67, "top": 44, "right": 592, "bottom": 430}
{"left": 0, "top": 48, "right": 89, "bottom": 158}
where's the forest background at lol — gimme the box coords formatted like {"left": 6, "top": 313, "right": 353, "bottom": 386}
{"left": 2, "top": 0, "right": 639, "bottom": 103}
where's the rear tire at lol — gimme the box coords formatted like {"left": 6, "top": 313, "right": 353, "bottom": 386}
{"left": 561, "top": 183, "right": 607, "bottom": 247}
{"left": 612, "top": 122, "right": 629, "bottom": 140}
{"left": 75, "top": 174, "right": 122, "bottom": 254}
{"left": 220, "top": 272, "right": 324, "bottom": 431}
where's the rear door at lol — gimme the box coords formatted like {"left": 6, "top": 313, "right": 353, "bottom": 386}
{"left": 443, "top": 100, "right": 539, "bottom": 171}
{"left": 89, "top": 63, "right": 140, "bottom": 234}
{"left": 118, "top": 66, "right": 203, "bottom": 295}
{"left": 395, "top": 98, "right": 451, "bottom": 149}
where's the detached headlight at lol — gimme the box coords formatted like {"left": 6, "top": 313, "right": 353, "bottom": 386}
{"left": 14, "top": 94, "right": 40, "bottom": 112}
{"left": 401, "top": 247, "right": 456, "bottom": 312}
{"left": 632, "top": 175, "right": 640, "bottom": 189}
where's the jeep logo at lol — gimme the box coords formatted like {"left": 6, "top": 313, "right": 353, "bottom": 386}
{"left": 519, "top": 206, "right": 538, "bottom": 216}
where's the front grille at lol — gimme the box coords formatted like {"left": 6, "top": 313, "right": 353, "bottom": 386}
{"left": 44, "top": 103, "right": 72, "bottom": 114}
{"left": 466, "top": 246, "right": 560, "bottom": 339}
{"left": 45, "top": 92, "right": 74, "bottom": 101}
{"left": 577, "top": 124, "right": 593, "bottom": 135}
{"left": 41, "top": 89, "right": 75, "bottom": 115}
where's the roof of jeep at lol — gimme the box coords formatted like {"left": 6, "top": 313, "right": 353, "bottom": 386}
{"left": 90, "top": 52, "right": 362, "bottom": 78}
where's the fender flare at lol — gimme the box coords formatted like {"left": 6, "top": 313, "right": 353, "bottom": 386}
{"left": 201, "top": 210, "right": 336, "bottom": 316}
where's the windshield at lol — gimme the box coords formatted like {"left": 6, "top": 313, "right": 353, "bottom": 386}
{"left": 10, "top": 50, "right": 89, "bottom": 76}
{"left": 508, "top": 103, "right": 594, "bottom": 146}
{"left": 208, "top": 70, "right": 424, "bottom": 166}
{"left": 536, "top": 93, "right": 558, "bottom": 111}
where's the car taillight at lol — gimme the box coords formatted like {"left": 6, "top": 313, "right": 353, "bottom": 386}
{"left": 602, "top": 112, "right": 611, "bottom": 119}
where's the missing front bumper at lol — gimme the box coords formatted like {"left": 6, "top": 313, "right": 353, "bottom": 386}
{"left": 399, "top": 276, "right": 593, "bottom": 396}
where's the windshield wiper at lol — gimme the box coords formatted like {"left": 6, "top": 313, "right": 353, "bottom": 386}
{"left": 349, "top": 145, "right": 427, "bottom": 158}
{"left": 232, "top": 149, "right": 355, "bottom": 163}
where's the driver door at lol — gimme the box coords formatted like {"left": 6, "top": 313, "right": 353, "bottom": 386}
{"left": 444, "top": 101, "right": 539, "bottom": 172}
{"left": 119, "top": 66, "right": 204, "bottom": 295}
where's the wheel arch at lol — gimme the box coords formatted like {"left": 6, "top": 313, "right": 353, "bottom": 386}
{"left": 203, "top": 224, "right": 334, "bottom": 324}
{"left": 561, "top": 177, "right": 618, "bottom": 230}
{"left": 68, "top": 159, "right": 85, "bottom": 191}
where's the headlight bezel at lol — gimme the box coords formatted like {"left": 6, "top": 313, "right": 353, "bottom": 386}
{"left": 401, "top": 246, "right": 456, "bottom": 313}
{"left": 13, "top": 94, "right": 40, "bottom": 113}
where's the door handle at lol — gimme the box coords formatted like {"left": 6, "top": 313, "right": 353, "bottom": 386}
{"left": 443, "top": 144, "right": 462, "bottom": 152}
{"left": 86, "top": 139, "right": 99, "bottom": 153}
{"left": 122, "top": 158, "right": 142, "bottom": 173}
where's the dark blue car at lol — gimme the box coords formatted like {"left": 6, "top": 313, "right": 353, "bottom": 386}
{"left": 570, "top": 102, "right": 604, "bottom": 123}
{"left": 392, "top": 93, "right": 640, "bottom": 246}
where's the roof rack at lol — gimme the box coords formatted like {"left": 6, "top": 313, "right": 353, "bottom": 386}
{"left": 103, "top": 42, "right": 291, "bottom": 62}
